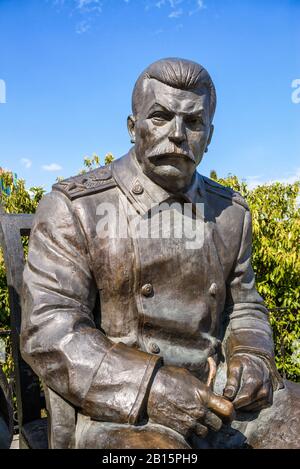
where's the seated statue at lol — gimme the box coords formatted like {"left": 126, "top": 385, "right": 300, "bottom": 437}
{"left": 21, "top": 58, "right": 300, "bottom": 449}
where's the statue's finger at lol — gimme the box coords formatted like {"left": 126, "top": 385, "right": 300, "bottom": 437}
{"left": 203, "top": 409, "right": 223, "bottom": 432}
{"left": 194, "top": 422, "right": 208, "bottom": 438}
{"left": 240, "top": 383, "right": 273, "bottom": 412}
{"left": 233, "top": 379, "right": 261, "bottom": 409}
{"left": 223, "top": 362, "right": 243, "bottom": 401}
{"left": 238, "top": 399, "right": 268, "bottom": 413}
{"left": 257, "top": 382, "right": 273, "bottom": 404}
{"left": 207, "top": 393, "right": 235, "bottom": 422}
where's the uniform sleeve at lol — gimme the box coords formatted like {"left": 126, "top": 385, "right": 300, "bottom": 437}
{"left": 225, "top": 208, "right": 283, "bottom": 389}
{"left": 21, "top": 190, "right": 162, "bottom": 424}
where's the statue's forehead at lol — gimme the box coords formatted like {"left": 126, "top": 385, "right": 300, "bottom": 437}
{"left": 143, "top": 78, "right": 208, "bottom": 113}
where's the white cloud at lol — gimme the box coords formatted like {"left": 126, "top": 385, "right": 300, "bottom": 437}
{"left": 189, "top": 0, "right": 206, "bottom": 15}
{"left": 51, "top": 0, "right": 101, "bottom": 11}
{"left": 42, "top": 163, "right": 63, "bottom": 172}
{"left": 245, "top": 168, "right": 300, "bottom": 189}
{"left": 21, "top": 158, "right": 32, "bottom": 169}
{"left": 197, "top": 0, "right": 205, "bottom": 8}
{"left": 76, "top": 0, "right": 102, "bottom": 13}
{"left": 169, "top": 8, "right": 183, "bottom": 18}
{"left": 76, "top": 20, "right": 90, "bottom": 34}
{"left": 51, "top": 0, "right": 207, "bottom": 32}
{"left": 0, "top": 79, "right": 6, "bottom": 104}
{"left": 153, "top": 0, "right": 205, "bottom": 19}
{"left": 168, "top": 0, "right": 182, "bottom": 7}
{"left": 272, "top": 167, "right": 300, "bottom": 185}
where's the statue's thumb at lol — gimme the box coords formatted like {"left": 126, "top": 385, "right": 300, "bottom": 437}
{"left": 207, "top": 393, "right": 235, "bottom": 423}
{"left": 223, "top": 366, "right": 241, "bottom": 401}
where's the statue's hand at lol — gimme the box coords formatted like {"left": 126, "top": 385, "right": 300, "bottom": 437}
{"left": 147, "top": 366, "right": 234, "bottom": 439}
{"left": 223, "top": 353, "right": 273, "bottom": 411}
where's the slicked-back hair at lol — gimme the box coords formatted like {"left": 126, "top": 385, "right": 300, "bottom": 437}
{"left": 132, "top": 57, "right": 216, "bottom": 121}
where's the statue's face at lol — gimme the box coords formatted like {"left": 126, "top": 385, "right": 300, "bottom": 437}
{"left": 128, "top": 78, "right": 213, "bottom": 192}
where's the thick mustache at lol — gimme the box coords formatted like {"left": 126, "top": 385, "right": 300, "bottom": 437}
{"left": 149, "top": 153, "right": 195, "bottom": 164}
{"left": 147, "top": 144, "right": 195, "bottom": 163}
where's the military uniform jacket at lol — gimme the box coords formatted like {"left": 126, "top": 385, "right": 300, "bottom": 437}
{"left": 21, "top": 150, "right": 281, "bottom": 444}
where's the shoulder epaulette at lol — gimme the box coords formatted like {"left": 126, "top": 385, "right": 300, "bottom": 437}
{"left": 203, "top": 176, "right": 249, "bottom": 210}
{"left": 52, "top": 164, "right": 116, "bottom": 200}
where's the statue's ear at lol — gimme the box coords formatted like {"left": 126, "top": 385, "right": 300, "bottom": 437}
{"left": 127, "top": 115, "right": 136, "bottom": 144}
{"left": 205, "top": 124, "right": 214, "bottom": 153}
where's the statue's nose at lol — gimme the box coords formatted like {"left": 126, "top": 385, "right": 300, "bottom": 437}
{"left": 168, "top": 117, "right": 186, "bottom": 145}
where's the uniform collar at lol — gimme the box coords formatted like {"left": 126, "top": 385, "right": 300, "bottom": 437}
{"left": 112, "top": 149, "right": 206, "bottom": 216}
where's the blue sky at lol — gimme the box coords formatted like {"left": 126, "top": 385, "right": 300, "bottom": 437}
{"left": 0, "top": 0, "right": 299, "bottom": 192}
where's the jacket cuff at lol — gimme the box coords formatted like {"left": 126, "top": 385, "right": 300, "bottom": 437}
{"left": 226, "top": 309, "right": 275, "bottom": 359}
{"left": 81, "top": 342, "right": 163, "bottom": 424}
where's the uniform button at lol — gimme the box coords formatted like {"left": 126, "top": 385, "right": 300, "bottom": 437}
{"left": 132, "top": 182, "right": 144, "bottom": 195}
{"left": 209, "top": 282, "right": 218, "bottom": 296}
{"left": 141, "top": 283, "right": 153, "bottom": 297}
{"left": 149, "top": 342, "right": 160, "bottom": 354}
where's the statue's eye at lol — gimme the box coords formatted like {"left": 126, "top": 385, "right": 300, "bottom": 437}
{"left": 150, "top": 111, "right": 172, "bottom": 123}
{"left": 185, "top": 116, "right": 204, "bottom": 127}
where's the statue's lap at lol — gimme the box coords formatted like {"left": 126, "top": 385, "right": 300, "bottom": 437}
{"left": 75, "top": 382, "right": 300, "bottom": 449}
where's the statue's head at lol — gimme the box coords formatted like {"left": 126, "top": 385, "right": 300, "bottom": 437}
{"left": 128, "top": 57, "right": 216, "bottom": 192}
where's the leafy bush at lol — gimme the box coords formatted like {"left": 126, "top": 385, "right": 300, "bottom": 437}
{"left": 80, "top": 152, "right": 114, "bottom": 173}
{"left": 0, "top": 173, "right": 45, "bottom": 329}
{"left": 212, "top": 173, "right": 300, "bottom": 381}
{"left": 0, "top": 172, "right": 45, "bottom": 413}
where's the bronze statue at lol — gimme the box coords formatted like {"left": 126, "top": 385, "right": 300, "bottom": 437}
{"left": 21, "top": 58, "right": 300, "bottom": 449}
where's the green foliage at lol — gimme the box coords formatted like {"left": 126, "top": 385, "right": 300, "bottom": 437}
{"left": 209, "top": 169, "right": 218, "bottom": 180}
{"left": 0, "top": 335, "right": 14, "bottom": 385}
{"left": 0, "top": 172, "right": 45, "bottom": 328}
{"left": 0, "top": 172, "right": 45, "bottom": 408}
{"left": 56, "top": 153, "right": 115, "bottom": 181}
{"left": 0, "top": 171, "right": 44, "bottom": 215}
{"left": 79, "top": 152, "right": 115, "bottom": 174}
{"left": 213, "top": 174, "right": 300, "bottom": 381}
{"left": 83, "top": 153, "right": 100, "bottom": 170}
{"left": 104, "top": 152, "right": 115, "bottom": 166}
{"left": 0, "top": 249, "right": 10, "bottom": 328}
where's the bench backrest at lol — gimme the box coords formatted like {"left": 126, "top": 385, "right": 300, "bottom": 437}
{"left": 0, "top": 213, "right": 43, "bottom": 443}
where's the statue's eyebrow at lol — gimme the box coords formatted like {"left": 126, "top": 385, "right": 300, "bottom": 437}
{"left": 147, "top": 102, "right": 174, "bottom": 114}
{"left": 184, "top": 109, "right": 205, "bottom": 117}
{"left": 148, "top": 103, "right": 205, "bottom": 117}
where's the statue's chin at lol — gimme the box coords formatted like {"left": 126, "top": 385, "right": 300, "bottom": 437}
{"left": 149, "top": 165, "right": 193, "bottom": 192}
{"left": 153, "top": 164, "right": 185, "bottom": 178}
{"left": 135, "top": 151, "right": 195, "bottom": 192}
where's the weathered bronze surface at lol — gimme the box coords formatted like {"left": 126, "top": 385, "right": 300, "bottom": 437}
{"left": 21, "top": 58, "right": 300, "bottom": 449}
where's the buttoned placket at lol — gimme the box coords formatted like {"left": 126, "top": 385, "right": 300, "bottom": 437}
{"left": 112, "top": 151, "right": 216, "bottom": 357}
